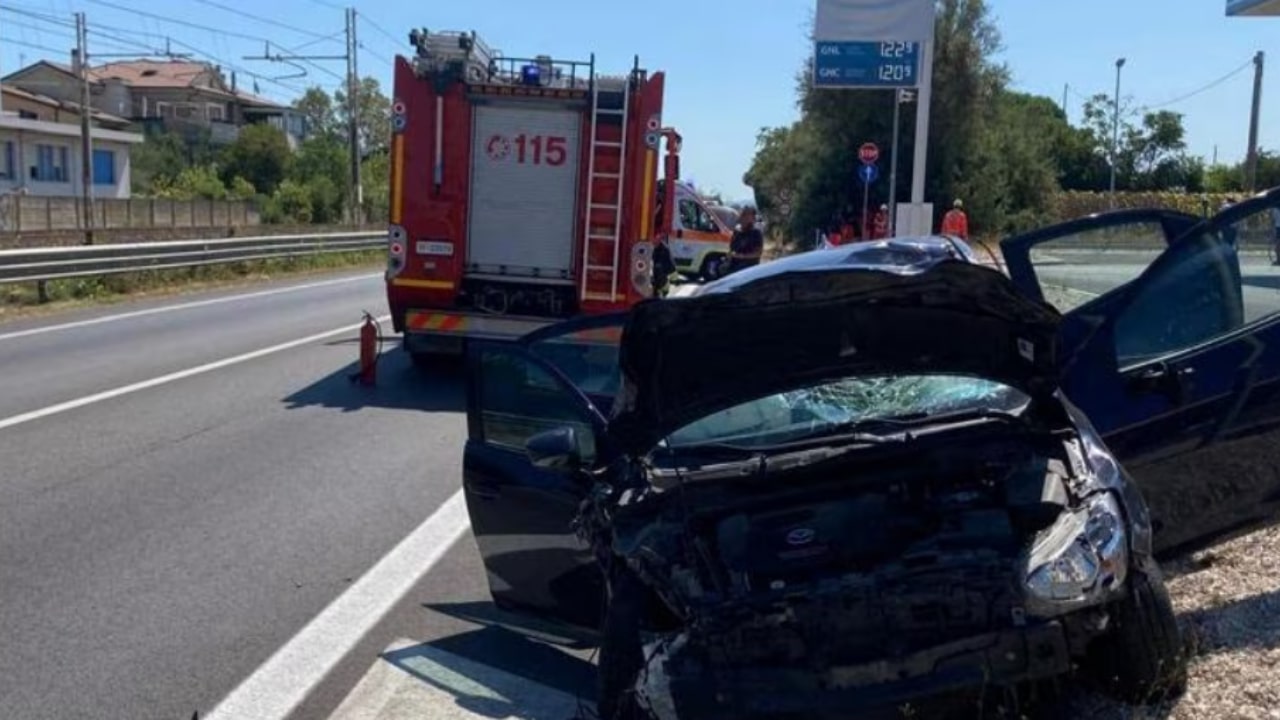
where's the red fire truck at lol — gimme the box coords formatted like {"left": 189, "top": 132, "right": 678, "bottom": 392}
{"left": 385, "top": 29, "right": 690, "bottom": 361}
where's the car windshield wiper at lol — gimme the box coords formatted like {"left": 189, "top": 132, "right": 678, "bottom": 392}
{"left": 793, "top": 407, "right": 1022, "bottom": 443}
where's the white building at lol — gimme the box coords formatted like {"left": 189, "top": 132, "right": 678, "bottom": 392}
{"left": 0, "top": 114, "right": 144, "bottom": 199}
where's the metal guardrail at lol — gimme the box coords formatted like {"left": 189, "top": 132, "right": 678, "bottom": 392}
{"left": 0, "top": 231, "right": 385, "bottom": 284}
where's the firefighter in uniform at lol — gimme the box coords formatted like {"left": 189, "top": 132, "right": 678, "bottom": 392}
{"left": 941, "top": 199, "right": 970, "bottom": 240}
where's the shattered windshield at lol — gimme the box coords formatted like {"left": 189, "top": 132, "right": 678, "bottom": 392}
{"left": 665, "top": 374, "right": 1030, "bottom": 449}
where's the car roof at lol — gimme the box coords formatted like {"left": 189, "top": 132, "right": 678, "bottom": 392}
{"left": 691, "top": 236, "right": 979, "bottom": 296}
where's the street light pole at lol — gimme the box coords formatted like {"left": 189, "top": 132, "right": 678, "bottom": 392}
{"left": 1110, "top": 57, "right": 1126, "bottom": 209}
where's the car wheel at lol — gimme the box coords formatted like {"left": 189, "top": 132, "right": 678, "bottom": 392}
{"left": 598, "top": 568, "right": 651, "bottom": 720}
{"left": 1088, "top": 568, "right": 1188, "bottom": 704}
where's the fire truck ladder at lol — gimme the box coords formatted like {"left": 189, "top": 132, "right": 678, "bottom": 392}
{"left": 581, "top": 73, "right": 631, "bottom": 303}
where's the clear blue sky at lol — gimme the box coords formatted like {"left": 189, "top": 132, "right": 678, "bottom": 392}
{"left": 2, "top": 0, "right": 1277, "bottom": 201}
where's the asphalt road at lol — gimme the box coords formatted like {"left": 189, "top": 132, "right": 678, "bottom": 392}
{"left": 0, "top": 270, "right": 480, "bottom": 720}
{"left": 1032, "top": 248, "right": 1280, "bottom": 318}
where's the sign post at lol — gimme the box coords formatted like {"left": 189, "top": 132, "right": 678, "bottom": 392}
{"left": 858, "top": 163, "right": 878, "bottom": 238}
{"left": 888, "top": 88, "right": 915, "bottom": 236}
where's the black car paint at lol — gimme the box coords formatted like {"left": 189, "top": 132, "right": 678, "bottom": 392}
{"left": 460, "top": 200, "right": 1280, "bottom": 634}
{"left": 610, "top": 258, "right": 1062, "bottom": 456}
{"left": 1002, "top": 192, "right": 1280, "bottom": 555}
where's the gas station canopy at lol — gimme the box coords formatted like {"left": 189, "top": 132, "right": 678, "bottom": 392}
{"left": 1228, "top": 0, "right": 1280, "bottom": 16}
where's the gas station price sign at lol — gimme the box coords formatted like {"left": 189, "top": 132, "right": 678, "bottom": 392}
{"left": 814, "top": 40, "right": 921, "bottom": 88}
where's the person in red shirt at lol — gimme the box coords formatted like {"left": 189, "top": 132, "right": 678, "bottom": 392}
{"left": 940, "top": 199, "right": 970, "bottom": 240}
{"left": 871, "top": 204, "right": 889, "bottom": 239}
{"left": 840, "top": 220, "right": 856, "bottom": 244}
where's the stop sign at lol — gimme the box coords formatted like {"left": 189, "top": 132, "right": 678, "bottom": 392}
{"left": 858, "top": 142, "right": 880, "bottom": 165}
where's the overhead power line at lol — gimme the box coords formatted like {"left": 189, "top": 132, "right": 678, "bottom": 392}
{"left": 358, "top": 41, "right": 395, "bottom": 69}
{"left": 191, "top": 0, "right": 340, "bottom": 43}
{"left": 86, "top": 0, "right": 271, "bottom": 43}
{"left": 3, "top": 18, "right": 76, "bottom": 39}
{"left": 1139, "top": 58, "right": 1255, "bottom": 111}
{"left": 73, "top": 3, "right": 315, "bottom": 95}
{"left": 0, "top": 5, "right": 76, "bottom": 28}
{"left": 358, "top": 13, "right": 401, "bottom": 47}
{"left": 0, "top": 36, "right": 67, "bottom": 55}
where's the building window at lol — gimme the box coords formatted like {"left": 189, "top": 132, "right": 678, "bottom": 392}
{"left": 207, "top": 103, "right": 225, "bottom": 121}
{"left": 92, "top": 149, "right": 116, "bottom": 185}
{"left": 1, "top": 141, "right": 14, "bottom": 179}
{"left": 175, "top": 104, "right": 196, "bottom": 119}
{"left": 17, "top": 109, "right": 38, "bottom": 120}
{"left": 156, "top": 102, "right": 173, "bottom": 119}
{"left": 31, "top": 144, "right": 68, "bottom": 183}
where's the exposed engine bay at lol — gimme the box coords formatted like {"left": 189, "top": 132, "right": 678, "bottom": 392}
{"left": 578, "top": 420, "right": 1121, "bottom": 717}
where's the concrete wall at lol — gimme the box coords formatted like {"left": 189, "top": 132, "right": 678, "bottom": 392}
{"left": 0, "top": 196, "right": 260, "bottom": 234}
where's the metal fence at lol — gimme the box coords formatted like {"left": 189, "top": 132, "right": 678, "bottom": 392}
{"left": 0, "top": 231, "right": 385, "bottom": 284}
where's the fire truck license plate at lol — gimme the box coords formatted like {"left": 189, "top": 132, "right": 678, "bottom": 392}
{"left": 416, "top": 241, "right": 454, "bottom": 256}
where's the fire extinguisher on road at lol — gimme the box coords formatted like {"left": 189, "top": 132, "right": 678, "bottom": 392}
{"left": 355, "top": 311, "right": 382, "bottom": 386}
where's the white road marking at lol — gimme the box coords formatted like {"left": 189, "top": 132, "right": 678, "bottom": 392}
{"left": 0, "top": 272, "right": 382, "bottom": 342}
{"left": 206, "top": 493, "right": 472, "bottom": 720}
{"left": 0, "top": 315, "right": 389, "bottom": 432}
{"left": 328, "top": 638, "right": 582, "bottom": 720}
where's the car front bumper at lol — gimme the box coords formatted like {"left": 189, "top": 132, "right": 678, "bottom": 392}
{"left": 639, "top": 620, "right": 1080, "bottom": 720}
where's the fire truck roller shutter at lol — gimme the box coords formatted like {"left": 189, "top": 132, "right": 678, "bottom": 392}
{"left": 467, "top": 103, "right": 583, "bottom": 280}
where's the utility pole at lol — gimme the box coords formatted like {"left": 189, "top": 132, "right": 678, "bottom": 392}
{"left": 909, "top": 38, "right": 934, "bottom": 214}
{"left": 244, "top": 12, "right": 355, "bottom": 221}
{"left": 75, "top": 12, "right": 96, "bottom": 244}
{"left": 888, "top": 88, "right": 914, "bottom": 237}
{"left": 1245, "top": 50, "right": 1265, "bottom": 193}
{"left": 1109, "top": 57, "right": 1126, "bottom": 210}
{"left": 346, "top": 7, "right": 362, "bottom": 224}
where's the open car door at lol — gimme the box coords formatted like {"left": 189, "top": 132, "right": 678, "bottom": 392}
{"left": 1002, "top": 191, "right": 1280, "bottom": 555}
{"left": 461, "top": 313, "right": 626, "bottom": 633}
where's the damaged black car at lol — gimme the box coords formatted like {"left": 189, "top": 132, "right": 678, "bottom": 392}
{"left": 459, "top": 192, "right": 1280, "bottom": 719}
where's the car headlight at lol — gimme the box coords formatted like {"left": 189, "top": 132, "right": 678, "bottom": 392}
{"left": 1025, "top": 492, "right": 1128, "bottom": 610}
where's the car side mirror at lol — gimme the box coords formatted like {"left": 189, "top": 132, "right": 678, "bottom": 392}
{"left": 525, "top": 426, "right": 582, "bottom": 473}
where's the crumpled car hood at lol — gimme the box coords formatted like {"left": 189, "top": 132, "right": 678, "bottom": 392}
{"left": 608, "top": 259, "right": 1062, "bottom": 456}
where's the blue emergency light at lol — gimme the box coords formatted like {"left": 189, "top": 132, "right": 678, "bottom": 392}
{"left": 520, "top": 64, "right": 541, "bottom": 86}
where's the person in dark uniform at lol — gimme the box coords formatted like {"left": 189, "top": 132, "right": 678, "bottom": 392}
{"left": 652, "top": 235, "right": 677, "bottom": 297}
{"left": 725, "top": 206, "right": 764, "bottom": 275}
